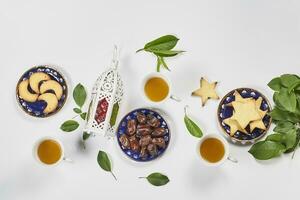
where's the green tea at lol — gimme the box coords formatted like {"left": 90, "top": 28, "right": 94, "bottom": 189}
{"left": 200, "top": 138, "right": 225, "bottom": 163}
{"left": 144, "top": 77, "right": 169, "bottom": 102}
{"left": 37, "top": 139, "right": 62, "bottom": 165}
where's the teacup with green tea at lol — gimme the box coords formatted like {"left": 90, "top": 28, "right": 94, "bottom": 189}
{"left": 142, "top": 73, "right": 179, "bottom": 104}
{"left": 197, "top": 134, "right": 230, "bottom": 166}
{"left": 33, "top": 137, "right": 65, "bottom": 166}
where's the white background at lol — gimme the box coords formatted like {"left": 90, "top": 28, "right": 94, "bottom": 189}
{"left": 0, "top": 0, "right": 300, "bottom": 200}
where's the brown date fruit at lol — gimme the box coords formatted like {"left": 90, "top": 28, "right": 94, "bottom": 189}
{"left": 152, "top": 127, "right": 166, "bottom": 137}
{"left": 129, "top": 136, "right": 140, "bottom": 152}
{"left": 140, "top": 146, "right": 148, "bottom": 159}
{"left": 152, "top": 137, "right": 166, "bottom": 149}
{"left": 147, "top": 114, "right": 160, "bottom": 128}
{"left": 136, "top": 124, "right": 152, "bottom": 137}
{"left": 137, "top": 112, "right": 147, "bottom": 124}
{"left": 119, "top": 134, "right": 130, "bottom": 149}
{"left": 147, "top": 144, "right": 158, "bottom": 156}
{"left": 126, "top": 119, "right": 136, "bottom": 136}
{"left": 139, "top": 135, "right": 152, "bottom": 147}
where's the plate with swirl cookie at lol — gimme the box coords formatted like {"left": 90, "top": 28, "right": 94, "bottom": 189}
{"left": 117, "top": 108, "right": 171, "bottom": 162}
{"left": 217, "top": 88, "right": 272, "bottom": 145}
{"left": 16, "top": 65, "right": 68, "bottom": 118}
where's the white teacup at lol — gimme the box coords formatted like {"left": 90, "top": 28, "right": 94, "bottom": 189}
{"left": 141, "top": 72, "right": 180, "bottom": 104}
{"left": 196, "top": 134, "right": 233, "bottom": 167}
{"left": 33, "top": 137, "right": 69, "bottom": 167}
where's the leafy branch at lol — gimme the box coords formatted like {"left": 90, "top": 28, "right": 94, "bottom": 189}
{"left": 136, "top": 35, "right": 184, "bottom": 72}
{"left": 60, "top": 83, "right": 90, "bottom": 146}
{"left": 249, "top": 74, "right": 300, "bottom": 160}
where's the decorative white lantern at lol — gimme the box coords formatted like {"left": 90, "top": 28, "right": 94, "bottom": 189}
{"left": 84, "top": 46, "right": 124, "bottom": 138}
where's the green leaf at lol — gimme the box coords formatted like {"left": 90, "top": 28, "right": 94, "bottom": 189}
{"left": 143, "top": 173, "right": 169, "bottom": 186}
{"left": 249, "top": 141, "right": 286, "bottom": 160}
{"left": 295, "top": 99, "right": 300, "bottom": 117}
{"left": 80, "top": 112, "right": 87, "bottom": 120}
{"left": 269, "top": 107, "right": 299, "bottom": 123}
{"left": 283, "top": 129, "right": 297, "bottom": 150}
{"left": 280, "top": 74, "right": 300, "bottom": 88}
{"left": 142, "top": 35, "right": 179, "bottom": 51}
{"left": 137, "top": 35, "right": 183, "bottom": 72}
{"left": 159, "top": 57, "right": 170, "bottom": 71}
{"left": 60, "top": 120, "right": 79, "bottom": 132}
{"left": 73, "top": 108, "right": 82, "bottom": 114}
{"left": 273, "top": 92, "right": 286, "bottom": 111}
{"left": 184, "top": 115, "right": 203, "bottom": 138}
{"left": 265, "top": 131, "right": 296, "bottom": 151}
{"left": 274, "top": 121, "right": 295, "bottom": 133}
{"left": 268, "top": 77, "right": 282, "bottom": 91}
{"left": 276, "top": 89, "right": 297, "bottom": 112}
{"left": 82, "top": 131, "right": 90, "bottom": 141}
{"left": 156, "top": 56, "right": 161, "bottom": 72}
{"left": 152, "top": 50, "right": 184, "bottom": 57}
{"left": 284, "top": 130, "right": 300, "bottom": 153}
{"left": 73, "top": 83, "right": 87, "bottom": 108}
{"left": 266, "top": 133, "right": 284, "bottom": 143}
{"left": 288, "top": 80, "right": 300, "bottom": 93}
{"left": 97, "top": 150, "right": 117, "bottom": 180}
{"left": 97, "top": 150, "right": 112, "bottom": 171}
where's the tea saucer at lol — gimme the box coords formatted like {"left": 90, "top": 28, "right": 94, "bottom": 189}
{"left": 16, "top": 65, "right": 68, "bottom": 118}
{"left": 217, "top": 88, "right": 272, "bottom": 145}
{"left": 116, "top": 108, "right": 171, "bottom": 162}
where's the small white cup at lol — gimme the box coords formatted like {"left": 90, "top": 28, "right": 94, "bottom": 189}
{"left": 141, "top": 72, "right": 180, "bottom": 104}
{"left": 196, "top": 134, "right": 230, "bottom": 167}
{"left": 33, "top": 137, "right": 67, "bottom": 167}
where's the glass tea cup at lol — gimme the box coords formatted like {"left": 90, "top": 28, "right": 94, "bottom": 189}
{"left": 33, "top": 137, "right": 71, "bottom": 167}
{"left": 141, "top": 72, "right": 180, "bottom": 104}
{"left": 196, "top": 134, "right": 237, "bottom": 167}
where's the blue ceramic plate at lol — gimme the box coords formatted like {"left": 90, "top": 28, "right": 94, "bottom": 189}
{"left": 116, "top": 108, "right": 170, "bottom": 162}
{"left": 16, "top": 65, "right": 68, "bottom": 118}
{"left": 217, "top": 88, "right": 272, "bottom": 145}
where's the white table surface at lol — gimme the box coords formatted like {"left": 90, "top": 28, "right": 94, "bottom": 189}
{"left": 1, "top": 0, "right": 300, "bottom": 199}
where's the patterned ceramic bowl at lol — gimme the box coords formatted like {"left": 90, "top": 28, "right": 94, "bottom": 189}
{"left": 16, "top": 65, "right": 68, "bottom": 118}
{"left": 116, "top": 108, "right": 170, "bottom": 162}
{"left": 217, "top": 88, "right": 272, "bottom": 145}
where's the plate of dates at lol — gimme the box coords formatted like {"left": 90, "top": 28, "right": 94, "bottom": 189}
{"left": 116, "top": 108, "right": 170, "bottom": 162}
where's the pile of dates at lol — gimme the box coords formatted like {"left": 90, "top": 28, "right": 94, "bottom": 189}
{"left": 119, "top": 112, "right": 168, "bottom": 159}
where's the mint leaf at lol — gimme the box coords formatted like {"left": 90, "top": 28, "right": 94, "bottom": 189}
{"left": 276, "top": 89, "right": 297, "bottom": 112}
{"left": 249, "top": 141, "right": 286, "bottom": 160}
{"left": 274, "top": 121, "right": 295, "bottom": 133}
{"left": 269, "top": 107, "right": 298, "bottom": 123}
{"left": 280, "top": 74, "right": 299, "bottom": 88}
{"left": 268, "top": 77, "right": 282, "bottom": 91}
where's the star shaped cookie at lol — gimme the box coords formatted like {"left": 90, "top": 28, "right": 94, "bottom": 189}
{"left": 223, "top": 90, "right": 268, "bottom": 136}
{"left": 192, "top": 78, "right": 219, "bottom": 106}
{"left": 224, "top": 117, "right": 248, "bottom": 136}
{"left": 231, "top": 100, "right": 261, "bottom": 129}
